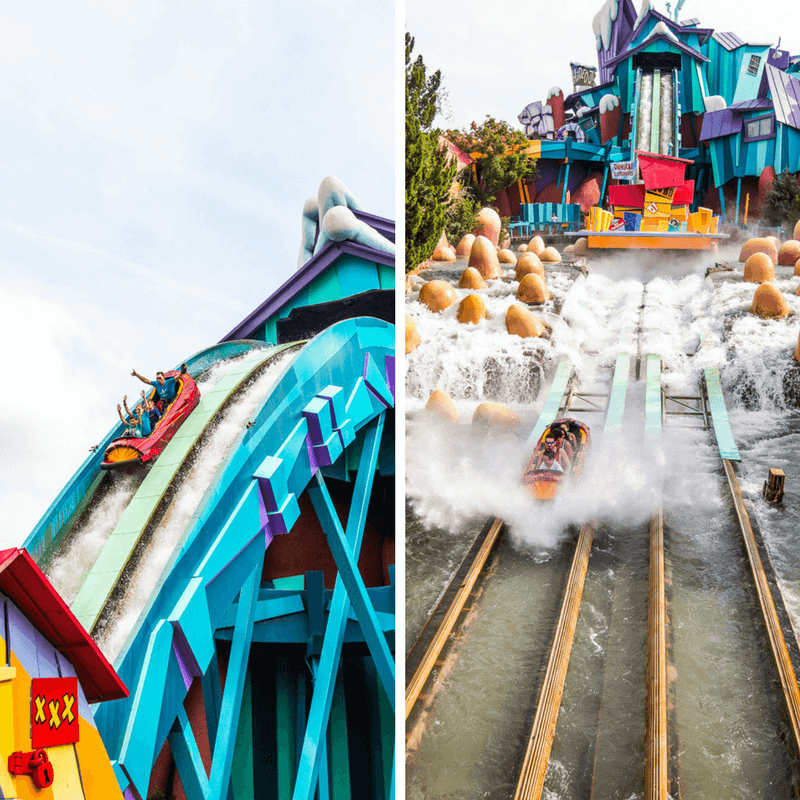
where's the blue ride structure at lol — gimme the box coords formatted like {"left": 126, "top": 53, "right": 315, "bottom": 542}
{"left": 19, "top": 177, "right": 396, "bottom": 800}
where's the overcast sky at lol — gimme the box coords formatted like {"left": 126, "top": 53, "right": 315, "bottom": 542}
{"left": 0, "top": 0, "right": 394, "bottom": 546}
{"left": 407, "top": 0, "right": 800, "bottom": 132}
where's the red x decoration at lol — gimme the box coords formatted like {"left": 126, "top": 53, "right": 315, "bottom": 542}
{"left": 31, "top": 678, "right": 79, "bottom": 748}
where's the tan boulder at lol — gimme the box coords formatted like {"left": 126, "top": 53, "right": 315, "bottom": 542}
{"left": 472, "top": 402, "right": 521, "bottom": 428}
{"left": 564, "top": 244, "right": 575, "bottom": 253}
{"left": 458, "top": 267, "right": 487, "bottom": 289}
{"left": 516, "top": 273, "right": 550, "bottom": 303}
{"left": 574, "top": 237, "right": 589, "bottom": 255}
{"left": 498, "top": 249, "right": 517, "bottom": 264}
{"left": 517, "top": 243, "right": 529, "bottom": 252}
{"left": 766, "top": 235, "right": 781, "bottom": 252}
{"left": 795, "top": 220, "right": 800, "bottom": 240}
{"left": 795, "top": 330, "right": 800, "bottom": 365}
{"left": 751, "top": 283, "right": 790, "bottom": 318}
{"left": 405, "top": 315, "right": 421, "bottom": 353}
{"left": 743, "top": 252, "right": 776, "bottom": 283}
{"left": 456, "top": 294, "right": 487, "bottom": 325}
{"left": 419, "top": 279, "right": 458, "bottom": 312}
{"left": 778, "top": 240, "right": 800, "bottom": 266}
{"left": 739, "top": 237, "right": 778, "bottom": 263}
{"left": 431, "top": 245, "right": 456, "bottom": 261}
{"left": 539, "top": 246, "right": 562, "bottom": 263}
{"left": 795, "top": 259, "right": 800, "bottom": 277}
{"left": 506, "top": 304, "right": 547, "bottom": 338}
{"left": 527, "top": 235, "right": 545, "bottom": 255}
{"left": 473, "top": 207, "right": 502, "bottom": 246}
{"left": 468, "top": 235, "right": 502, "bottom": 279}
{"left": 515, "top": 253, "right": 545, "bottom": 281}
{"left": 425, "top": 389, "right": 459, "bottom": 423}
{"left": 455, "top": 234, "right": 476, "bottom": 256}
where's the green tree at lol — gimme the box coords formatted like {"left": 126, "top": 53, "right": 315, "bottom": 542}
{"left": 763, "top": 169, "right": 800, "bottom": 227}
{"left": 446, "top": 117, "right": 537, "bottom": 207}
{"left": 406, "top": 33, "right": 457, "bottom": 272}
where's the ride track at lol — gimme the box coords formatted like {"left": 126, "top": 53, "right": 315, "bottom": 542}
{"left": 406, "top": 276, "right": 800, "bottom": 799}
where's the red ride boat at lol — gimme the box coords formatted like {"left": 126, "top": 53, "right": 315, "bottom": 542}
{"left": 521, "top": 418, "right": 591, "bottom": 500}
{"left": 101, "top": 371, "right": 201, "bottom": 469}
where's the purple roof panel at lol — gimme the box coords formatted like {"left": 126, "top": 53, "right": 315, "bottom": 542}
{"left": 712, "top": 31, "right": 744, "bottom": 51}
{"left": 765, "top": 64, "right": 800, "bottom": 129}
{"left": 680, "top": 18, "right": 700, "bottom": 27}
{"left": 729, "top": 98, "right": 773, "bottom": 111}
{"left": 700, "top": 109, "right": 744, "bottom": 141}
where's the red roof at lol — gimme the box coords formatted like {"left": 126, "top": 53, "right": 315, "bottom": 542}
{"left": 0, "top": 549, "right": 128, "bottom": 703}
{"left": 608, "top": 184, "right": 646, "bottom": 208}
{"left": 635, "top": 150, "right": 693, "bottom": 191}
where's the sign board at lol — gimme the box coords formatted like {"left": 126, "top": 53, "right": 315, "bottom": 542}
{"left": 611, "top": 160, "right": 638, "bottom": 181}
{"left": 609, "top": 218, "right": 626, "bottom": 231}
{"left": 31, "top": 677, "right": 79, "bottom": 747}
{"left": 570, "top": 63, "right": 597, "bottom": 89}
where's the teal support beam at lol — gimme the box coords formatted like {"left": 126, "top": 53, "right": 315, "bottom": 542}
{"left": 736, "top": 177, "right": 742, "bottom": 225}
{"left": 168, "top": 706, "right": 209, "bottom": 800}
{"left": 293, "top": 413, "right": 386, "bottom": 800}
{"left": 718, "top": 185, "right": 726, "bottom": 221}
{"left": 561, "top": 160, "right": 571, "bottom": 206}
{"left": 207, "top": 550, "right": 264, "bottom": 800}
{"left": 704, "top": 367, "right": 741, "bottom": 461}
{"left": 307, "top": 472, "right": 394, "bottom": 707}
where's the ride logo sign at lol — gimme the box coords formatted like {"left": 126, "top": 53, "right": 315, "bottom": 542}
{"left": 30, "top": 677, "right": 80, "bottom": 747}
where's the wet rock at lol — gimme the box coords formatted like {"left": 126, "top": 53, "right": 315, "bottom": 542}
{"left": 419, "top": 279, "right": 458, "bottom": 312}
{"left": 795, "top": 259, "right": 800, "bottom": 277}
{"left": 743, "top": 252, "right": 775, "bottom": 283}
{"left": 425, "top": 389, "right": 459, "bottom": 423}
{"left": 516, "top": 273, "right": 550, "bottom": 303}
{"left": 431, "top": 245, "right": 456, "bottom": 261}
{"left": 751, "top": 283, "right": 790, "bottom": 318}
{"left": 458, "top": 267, "right": 487, "bottom": 290}
{"left": 473, "top": 207, "right": 502, "bottom": 246}
{"left": 468, "top": 235, "right": 502, "bottom": 279}
{"left": 795, "top": 220, "right": 800, "bottom": 240}
{"left": 517, "top": 243, "right": 529, "bottom": 252}
{"left": 456, "top": 294, "right": 487, "bottom": 325}
{"left": 515, "top": 253, "right": 545, "bottom": 282}
{"left": 574, "top": 237, "right": 589, "bottom": 255}
{"left": 778, "top": 240, "right": 800, "bottom": 266}
{"left": 739, "top": 238, "right": 778, "bottom": 263}
{"left": 539, "top": 246, "right": 562, "bottom": 263}
{"left": 498, "top": 248, "right": 517, "bottom": 264}
{"left": 526, "top": 235, "right": 545, "bottom": 255}
{"left": 794, "top": 331, "right": 800, "bottom": 365}
{"left": 455, "top": 233, "right": 476, "bottom": 256}
{"left": 472, "top": 402, "right": 521, "bottom": 428}
{"left": 564, "top": 244, "right": 575, "bottom": 253}
{"left": 506, "top": 304, "right": 547, "bottom": 338}
{"left": 405, "top": 315, "right": 421, "bottom": 353}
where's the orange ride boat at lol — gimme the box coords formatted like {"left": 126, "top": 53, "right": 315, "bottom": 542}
{"left": 102, "top": 370, "right": 201, "bottom": 469}
{"left": 521, "top": 418, "right": 591, "bottom": 500}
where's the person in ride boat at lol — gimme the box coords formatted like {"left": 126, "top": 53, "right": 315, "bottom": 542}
{"left": 122, "top": 394, "right": 156, "bottom": 437}
{"left": 551, "top": 425, "right": 576, "bottom": 461}
{"left": 131, "top": 368, "right": 178, "bottom": 410}
{"left": 536, "top": 436, "right": 569, "bottom": 473}
{"left": 140, "top": 390, "right": 162, "bottom": 424}
{"left": 117, "top": 400, "right": 145, "bottom": 438}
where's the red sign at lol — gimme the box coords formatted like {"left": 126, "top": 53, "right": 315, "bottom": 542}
{"left": 609, "top": 218, "right": 625, "bottom": 231}
{"left": 31, "top": 678, "right": 79, "bottom": 748}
